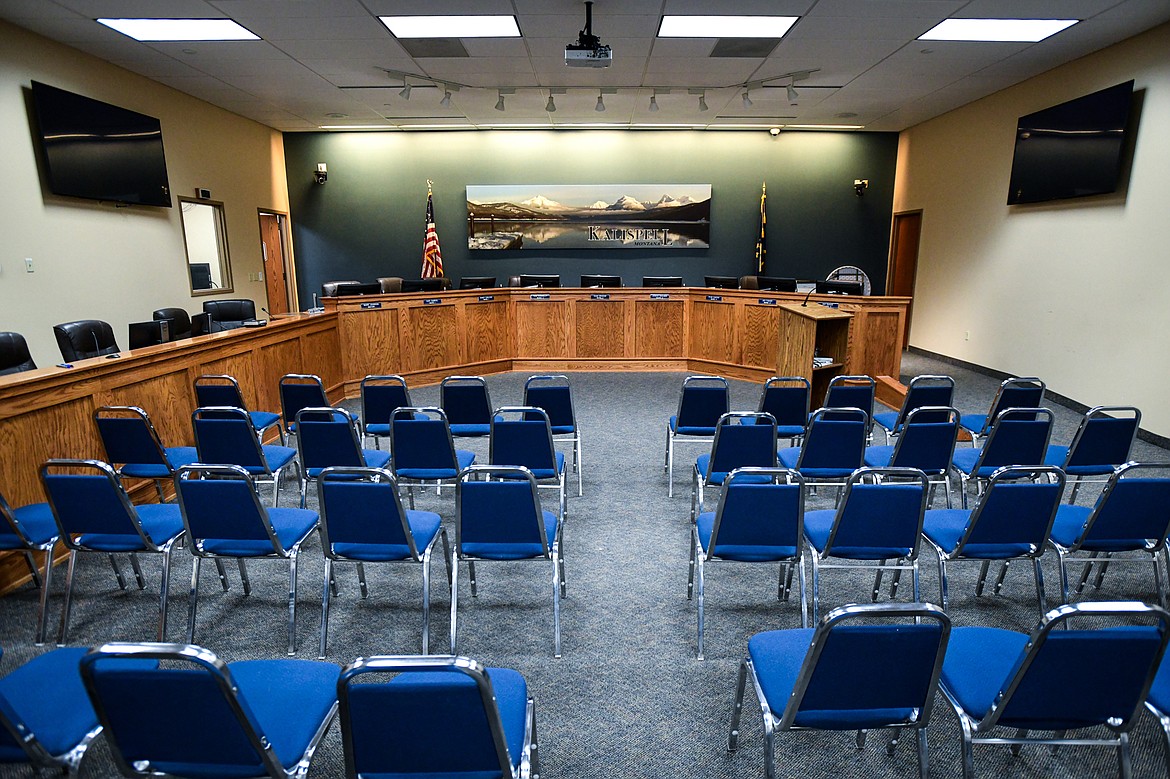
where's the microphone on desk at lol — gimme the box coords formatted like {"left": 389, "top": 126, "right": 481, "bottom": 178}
{"left": 800, "top": 287, "right": 817, "bottom": 307}
{"left": 260, "top": 307, "right": 272, "bottom": 318}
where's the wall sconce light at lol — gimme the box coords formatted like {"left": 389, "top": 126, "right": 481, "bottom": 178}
{"left": 854, "top": 179, "right": 869, "bottom": 197}
{"left": 314, "top": 163, "right": 327, "bottom": 185}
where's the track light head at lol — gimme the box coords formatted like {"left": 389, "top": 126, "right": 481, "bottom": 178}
{"left": 399, "top": 82, "right": 412, "bottom": 100}
{"left": 546, "top": 92, "right": 557, "bottom": 112}
{"left": 440, "top": 89, "right": 452, "bottom": 108}
{"left": 742, "top": 90, "right": 753, "bottom": 109}
{"left": 648, "top": 94, "right": 659, "bottom": 112}
{"left": 698, "top": 91, "right": 708, "bottom": 112}
{"left": 786, "top": 82, "right": 799, "bottom": 104}
{"left": 595, "top": 91, "right": 605, "bottom": 112}
{"left": 495, "top": 91, "right": 506, "bottom": 111}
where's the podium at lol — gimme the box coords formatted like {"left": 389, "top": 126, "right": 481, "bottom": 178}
{"left": 776, "top": 302, "right": 854, "bottom": 405}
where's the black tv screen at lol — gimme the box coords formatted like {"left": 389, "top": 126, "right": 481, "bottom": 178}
{"left": 30, "top": 81, "right": 172, "bottom": 207}
{"left": 1007, "top": 80, "right": 1134, "bottom": 205}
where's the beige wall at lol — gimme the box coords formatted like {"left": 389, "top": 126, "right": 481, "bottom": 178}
{"left": 0, "top": 20, "right": 288, "bottom": 367}
{"left": 895, "top": 23, "right": 1170, "bottom": 437}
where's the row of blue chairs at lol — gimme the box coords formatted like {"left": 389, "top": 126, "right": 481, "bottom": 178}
{"left": 3, "top": 461, "right": 565, "bottom": 658}
{"left": 0, "top": 643, "right": 536, "bottom": 778}
{"left": 688, "top": 463, "right": 1170, "bottom": 660}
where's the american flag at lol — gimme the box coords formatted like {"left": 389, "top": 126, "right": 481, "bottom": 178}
{"left": 421, "top": 185, "right": 444, "bottom": 279}
{"left": 754, "top": 182, "right": 767, "bottom": 274}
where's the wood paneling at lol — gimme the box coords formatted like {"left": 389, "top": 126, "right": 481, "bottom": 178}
{"left": 104, "top": 370, "right": 195, "bottom": 446}
{"left": 634, "top": 300, "right": 684, "bottom": 357}
{"left": 515, "top": 300, "right": 571, "bottom": 358}
{"left": 303, "top": 327, "right": 343, "bottom": 392}
{"left": 340, "top": 308, "right": 401, "bottom": 380}
{"left": 575, "top": 300, "right": 626, "bottom": 358}
{"left": 402, "top": 304, "right": 460, "bottom": 372}
{"left": 689, "top": 301, "right": 736, "bottom": 363}
{"left": 740, "top": 304, "right": 782, "bottom": 369}
{"left": 465, "top": 301, "right": 510, "bottom": 363}
{"left": 848, "top": 307, "right": 905, "bottom": 378}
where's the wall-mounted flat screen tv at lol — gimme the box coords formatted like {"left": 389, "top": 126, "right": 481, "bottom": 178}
{"left": 1007, "top": 80, "right": 1134, "bottom": 205}
{"left": 30, "top": 81, "right": 172, "bottom": 207}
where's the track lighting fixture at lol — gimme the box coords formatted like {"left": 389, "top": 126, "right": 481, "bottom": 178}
{"left": 495, "top": 90, "right": 506, "bottom": 111}
{"left": 546, "top": 92, "right": 557, "bottom": 112}
{"left": 595, "top": 90, "right": 605, "bottom": 112}
{"left": 440, "top": 89, "right": 452, "bottom": 108}
{"left": 649, "top": 92, "right": 659, "bottom": 112}
{"left": 399, "top": 81, "right": 412, "bottom": 100}
{"left": 742, "top": 90, "right": 753, "bottom": 109}
{"left": 698, "top": 91, "right": 708, "bottom": 112}
{"left": 787, "top": 79, "right": 799, "bottom": 104}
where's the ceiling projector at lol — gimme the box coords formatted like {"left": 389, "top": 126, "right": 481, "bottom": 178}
{"left": 566, "top": 1, "right": 612, "bottom": 68}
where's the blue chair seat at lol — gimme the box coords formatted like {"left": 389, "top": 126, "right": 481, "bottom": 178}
{"left": 804, "top": 509, "right": 913, "bottom": 559}
{"left": 959, "top": 413, "right": 988, "bottom": 434}
{"left": 332, "top": 510, "right": 442, "bottom": 562}
{"left": 249, "top": 411, "right": 281, "bottom": 433}
{"left": 694, "top": 454, "right": 773, "bottom": 488}
{"left": 497, "top": 452, "right": 565, "bottom": 481}
{"left": 119, "top": 446, "right": 200, "bottom": 479}
{"left": 776, "top": 425, "right": 805, "bottom": 438}
{"left": 200, "top": 507, "right": 318, "bottom": 556}
{"left": 232, "top": 445, "right": 297, "bottom": 476}
{"left": 922, "top": 508, "right": 1033, "bottom": 558}
{"left": 450, "top": 422, "right": 490, "bottom": 437}
{"left": 307, "top": 449, "right": 391, "bottom": 478}
{"left": 1049, "top": 504, "right": 1152, "bottom": 552}
{"left": 862, "top": 445, "right": 895, "bottom": 468}
{"left": 748, "top": 628, "right": 915, "bottom": 729}
{"left": 778, "top": 448, "right": 856, "bottom": 479}
{"left": 77, "top": 503, "right": 185, "bottom": 552}
{"left": 1043, "top": 445, "right": 1116, "bottom": 476}
{"left": 463, "top": 510, "right": 558, "bottom": 560}
{"left": 550, "top": 424, "right": 575, "bottom": 435}
{"left": 940, "top": 626, "right": 1030, "bottom": 720}
{"left": 872, "top": 411, "right": 899, "bottom": 433}
{"left": 696, "top": 511, "right": 797, "bottom": 562}
{"left": 950, "top": 447, "right": 1001, "bottom": 477}
{"left": 364, "top": 422, "right": 389, "bottom": 437}
{"left": 670, "top": 416, "right": 717, "bottom": 436}
{"left": 396, "top": 449, "right": 476, "bottom": 481}
{"left": 1147, "top": 653, "right": 1170, "bottom": 715}
{"left": 0, "top": 646, "right": 98, "bottom": 760}
{"left": 0, "top": 502, "right": 57, "bottom": 548}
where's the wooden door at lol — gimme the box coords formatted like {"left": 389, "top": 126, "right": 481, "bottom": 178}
{"left": 259, "top": 212, "right": 289, "bottom": 314}
{"left": 887, "top": 210, "right": 922, "bottom": 344}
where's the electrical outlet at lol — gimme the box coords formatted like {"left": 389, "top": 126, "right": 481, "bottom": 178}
{"left": 964, "top": 330, "right": 970, "bottom": 341}
{"left": 25, "top": 257, "right": 34, "bottom": 273}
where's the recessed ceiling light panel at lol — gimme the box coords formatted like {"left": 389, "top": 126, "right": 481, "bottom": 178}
{"left": 96, "top": 18, "right": 259, "bottom": 41}
{"left": 919, "top": 18, "right": 1077, "bottom": 42}
{"left": 658, "top": 16, "right": 798, "bottom": 38}
{"left": 380, "top": 16, "right": 521, "bottom": 38}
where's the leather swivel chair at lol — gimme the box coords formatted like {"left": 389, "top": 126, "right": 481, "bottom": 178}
{"left": 0, "top": 331, "right": 36, "bottom": 375}
{"left": 322, "top": 280, "right": 359, "bottom": 297}
{"left": 152, "top": 308, "right": 192, "bottom": 340}
{"left": 377, "top": 277, "right": 403, "bottom": 293}
{"left": 53, "top": 320, "right": 120, "bottom": 362}
{"left": 202, "top": 299, "right": 257, "bottom": 332}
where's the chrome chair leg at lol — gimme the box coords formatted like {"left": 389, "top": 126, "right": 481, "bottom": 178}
{"left": 129, "top": 552, "right": 146, "bottom": 590}
{"left": 186, "top": 557, "right": 202, "bottom": 643}
{"left": 35, "top": 544, "right": 55, "bottom": 646}
{"left": 357, "top": 562, "right": 368, "bottom": 598}
{"left": 238, "top": 559, "right": 251, "bottom": 596}
{"left": 992, "top": 559, "right": 1010, "bottom": 595}
{"left": 214, "top": 558, "right": 230, "bottom": 591}
{"left": 286, "top": 551, "right": 299, "bottom": 655}
{"left": 57, "top": 550, "right": 79, "bottom": 646}
{"left": 318, "top": 557, "right": 332, "bottom": 659}
{"left": 109, "top": 553, "right": 127, "bottom": 590}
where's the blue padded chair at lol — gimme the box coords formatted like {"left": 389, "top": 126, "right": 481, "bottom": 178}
{"left": 194, "top": 374, "right": 284, "bottom": 443}
{"left": 778, "top": 407, "right": 868, "bottom": 494}
{"left": 316, "top": 466, "right": 451, "bottom": 657}
{"left": 802, "top": 467, "right": 930, "bottom": 621}
{"left": 390, "top": 406, "right": 476, "bottom": 508}
{"left": 174, "top": 464, "right": 320, "bottom": 655}
{"left": 822, "top": 375, "right": 876, "bottom": 425}
{"left": 294, "top": 407, "right": 391, "bottom": 508}
{"left": 1047, "top": 462, "right": 1170, "bottom": 607}
{"left": 1044, "top": 405, "right": 1141, "bottom": 503}
{"left": 728, "top": 602, "right": 951, "bottom": 779}
{"left": 40, "top": 459, "right": 186, "bottom": 646}
{"left": 922, "top": 465, "right": 1065, "bottom": 618}
{"left": 872, "top": 374, "right": 955, "bottom": 443}
{"left": 338, "top": 655, "right": 537, "bottom": 779}
{"left": 0, "top": 490, "right": 58, "bottom": 645}
{"left": 689, "top": 467, "right": 807, "bottom": 659}
{"left": 692, "top": 411, "right": 778, "bottom": 521}
{"left": 453, "top": 466, "right": 565, "bottom": 658}
{"left": 524, "top": 374, "right": 583, "bottom": 496}
{"left": 950, "top": 407, "right": 1054, "bottom": 509}
{"left": 958, "top": 376, "right": 1045, "bottom": 444}
{"left": 864, "top": 406, "right": 961, "bottom": 508}
{"left": 192, "top": 406, "right": 299, "bottom": 507}
{"left": 939, "top": 601, "right": 1170, "bottom": 779}
{"left": 359, "top": 374, "right": 413, "bottom": 450}
{"left": 490, "top": 406, "right": 568, "bottom": 521}
{"left": 664, "top": 375, "right": 729, "bottom": 497}
{"left": 94, "top": 405, "right": 199, "bottom": 502}
{"left": 441, "top": 375, "right": 494, "bottom": 438}
{"left": 756, "top": 376, "right": 811, "bottom": 445}
{"left": 0, "top": 645, "right": 103, "bottom": 776}
{"left": 1144, "top": 653, "right": 1170, "bottom": 777}
{"left": 278, "top": 373, "right": 328, "bottom": 439}
{"left": 80, "top": 642, "right": 339, "bottom": 779}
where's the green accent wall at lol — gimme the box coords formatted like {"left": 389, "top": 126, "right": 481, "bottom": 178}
{"left": 283, "top": 129, "right": 898, "bottom": 303}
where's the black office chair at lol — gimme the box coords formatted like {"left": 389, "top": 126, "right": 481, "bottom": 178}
{"left": 201, "top": 299, "right": 256, "bottom": 331}
{"left": 53, "top": 320, "right": 119, "bottom": 361}
{"left": 152, "top": 308, "right": 192, "bottom": 340}
{"left": 322, "top": 280, "right": 359, "bottom": 297}
{"left": 0, "top": 332, "right": 37, "bottom": 375}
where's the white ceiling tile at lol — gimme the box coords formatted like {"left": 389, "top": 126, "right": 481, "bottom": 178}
{"left": 663, "top": 0, "right": 814, "bottom": 13}
{"left": 270, "top": 37, "right": 408, "bottom": 60}
{"left": 512, "top": 0, "right": 663, "bottom": 15}
{"left": 806, "top": 0, "right": 964, "bottom": 16}
{"left": 235, "top": 14, "right": 386, "bottom": 40}
{"left": 461, "top": 37, "right": 531, "bottom": 57}
{"left": 0, "top": 1, "right": 85, "bottom": 18}
{"left": 51, "top": 0, "right": 223, "bottom": 17}
{"left": 209, "top": 0, "right": 371, "bottom": 17}
{"left": 954, "top": 0, "right": 1122, "bottom": 18}
{"left": 145, "top": 40, "right": 291, "bottom": 60}
{"left": 787, "top": 15, "right": 939, "bottom": 40}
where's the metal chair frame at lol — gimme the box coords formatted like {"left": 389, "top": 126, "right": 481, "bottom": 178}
{"left": 93, "top": 404, "right": 194, "bottom": 502}
{"left": 294, "top": 406, "right": 380, "bottom": 508}
{"left": 782, "top": 406, "right": 870, "bottom": 498}
{"left": 359, "top": 374, "right": 413, "bottom": 451}
{"left": 192, "top": 405, "right": 299, "bottom": 508}
{"left": 874, "top": 374, "right": 955, "bottom": 444}
{"left": 952, "top": 407, "right": 1054, "bottom": 509}
{"left": 490, "top": 406, "right": 568, "bottom": 522}
{"left": 193, "top": 373, "right": 284, "bottom": 443}
{"left": 868, "top": 405, "right": 960, "bottom": 509}
{"left": 664, "top": 375, "right": 729, "bottom": 497}
{"left": 1051, "top": 405, "right": 1142, "bottom": 503}
{"left": 524, "top": 374, "right": 583, "bottom": 496}
{"left": 390, "top": 406, "right": 475, "bottom": 507}
{"left": 0, "top": 492, "right": 58, "bottom": 645}
{"left": 440, "top": 375, "right": 494, "bottom": 439}
{"left": 691, "top": 411, "right": 778, "bottom": 521}
{"left": 959, "top": 376, "right": 1046, "bottom": 444}
{"left": 278, "top": 373, "right": 328, "bottom": 439}
{"left": 757, "top": 376, "right": 811, "bottom": 446}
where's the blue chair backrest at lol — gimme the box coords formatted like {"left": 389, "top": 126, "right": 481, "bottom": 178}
{"left": 318, "top": 470, "right": 412, "bottom": 551}
{"left": 1079, "top": 464, "right": 1170, "bottom": 546}
{"left": 888, "top": 407, "right": 959, "bottom": 472}
{"left": 81, "top": 647, "right": 279, "bottom": 778}
{"left": 1064, "top": 407, "right": 1140, "bottom": 469}
{"left": 897, "top": 376, "right": 955, "bottom": 425}
{"left": 824, "top": 469, "right": 928, "bottom": 556}
{"left": 458, "top": 470, "right": 546, "bottom": 551}
{"left": 192, "top": 408, "right": 265, "bottom": 469}
{"left": 960, "top": 467, "right": 1065, "bottom": 551}
{"left": 990, "top": 377, "right": 1045, "bottom": 419}
{"left": 0, "top": 492, "right": 32, "bottom": 545}
{"left": 441, "top": 377, "right": 491, "bottom": 426}
{"left": 779, "top": 604, "right": 950, "bottom": 729}
{"left": 524, "top": 375, "right": 575, "bottom": 430}
{"left": 491, "top": 408, "right": 557, "bottom": 472}
{"left": 95, "top": 407, "right": 167, "bottom": 466}
{"left": 391, "top": 408, "right": 458, "bottom": 471}
{"left": 977, "top": 408, "right": 1053, "bottom": 469}
{"left": 989, "top": 604, "right": 1170, "bottom": 730}
{"left": 279, "top": 374, "right": 327, "bottom": 425}
{"left": 707, "top": 413, "right": 778, "bottom": 476}
{"left": 361, "top": 376, "right": 411, "bottom": 428}
{"left": 676, "top": 376, "right": 729, "bottom": 428}
{"left": 824, "top": 376, "right": 875, "bottom": 418}
{"left": 174, "top": 467, "right": 271, "bottom": 543}
{"left": 758, "top": 377, "right": 810, "bottom": 428}
{"left": 193, "top": 376, "right": 247, "bottom": 412}
{"left": 338, "top": 657, "right": 513, "bottom": 777}
{"left": 297, "top": 408, "right": 364, "bottom": 470}
{"left": 798, "top": 409, "right": 868, "bottom": 470}
{"left": 40, "top": 461, "right": 140, "bottom": 537}
{"left": 710, "top": 470, "right": 803, "bottom": 555}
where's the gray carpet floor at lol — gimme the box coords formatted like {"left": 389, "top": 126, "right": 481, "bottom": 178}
{"left": 2, "top": 353, "right": 1170, "bottom": 778}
